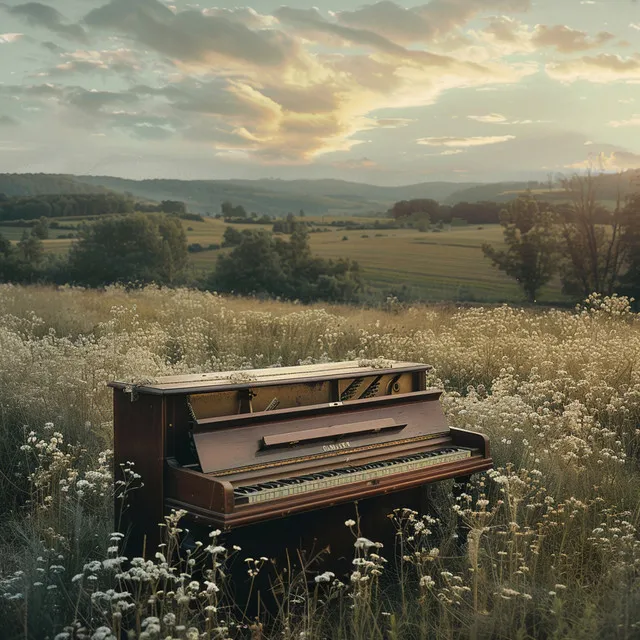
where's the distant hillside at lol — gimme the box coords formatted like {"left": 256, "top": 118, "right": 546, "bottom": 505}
{"left": 73, "top": 176, "right": 481, "bottom": 216}
{"left": 445, "top": 171, "right": 640, "bottom": 204}
{"left": 0, "top": 174, "right": 112, "bottom": 197}
{"left": 2, "top": 172, "right": 637, "bottom": 216}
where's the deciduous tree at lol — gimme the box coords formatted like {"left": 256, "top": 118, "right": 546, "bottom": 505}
{"left": 67, "top": 213, "right": 188, "bottom": 286}
{"left": 482, "top": 197, "right": 559, "bottom": 303}
{"left": 558, "top": 171, "right": 628, "bottom": 298}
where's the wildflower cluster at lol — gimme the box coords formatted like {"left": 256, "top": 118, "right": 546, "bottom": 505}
{"left": 0, "top": 285, "right": 639, "bottom": 638}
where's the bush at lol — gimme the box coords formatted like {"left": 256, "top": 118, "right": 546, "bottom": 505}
{"left": 67, "top": 213, "right": 189, "bottom": 286}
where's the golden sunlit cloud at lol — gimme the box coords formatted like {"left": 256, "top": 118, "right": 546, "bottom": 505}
{"left": 546, "top": 54, "right": 640, "bottom": 83}
{"left": 417, "top": 135, "right": 516, "bottom": 147}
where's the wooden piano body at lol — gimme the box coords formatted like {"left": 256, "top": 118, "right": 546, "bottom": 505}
{"left": 110, "top": 361, "right": 492, "bottom": 561}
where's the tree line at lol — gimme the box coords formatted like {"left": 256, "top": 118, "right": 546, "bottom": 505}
{"left": 0, "top": 212, "right": 363, "bottom": 304}
{"left": 481, "top": 173, "right": 640, "bottom": 303}
{"left": 0, "top": 193, "right": 191, "bottom": 221}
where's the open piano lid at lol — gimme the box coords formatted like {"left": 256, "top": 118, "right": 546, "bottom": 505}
{"left": 190, "top": 390, "right": 449, "bottom": 475}
{"left": 109, "top": 360, "right": 431, "bottom": 395}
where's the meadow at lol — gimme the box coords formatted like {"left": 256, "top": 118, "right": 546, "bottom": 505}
{"left": 0, "top": 285, "right": 638, "bottom": 639}
{"left": 2, "top": 216, "right": 567, "bottom": 303}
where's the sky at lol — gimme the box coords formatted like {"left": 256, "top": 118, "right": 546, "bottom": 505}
{"left": 0, "top": 0, "right": 639, "bottom": 185}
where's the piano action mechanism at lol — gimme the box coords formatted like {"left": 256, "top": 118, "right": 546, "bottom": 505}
{"left": 110, "top": 361, "right": 492, "bottom": 558}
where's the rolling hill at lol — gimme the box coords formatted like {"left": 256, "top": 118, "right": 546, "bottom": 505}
{"left": 1, "top": 171, "right": 638, "bottom": 216}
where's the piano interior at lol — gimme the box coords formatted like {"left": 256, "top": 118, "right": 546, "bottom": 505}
{"left": 110, "top": 361, "right": 492, "bottom": 559}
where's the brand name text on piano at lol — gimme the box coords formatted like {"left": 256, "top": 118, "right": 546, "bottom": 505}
{"left": 323, "top": 442, "right": 352, "bottom": 452}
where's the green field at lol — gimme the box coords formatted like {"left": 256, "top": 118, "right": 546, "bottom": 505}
{"left": 3, "top": 216, "right": 567, "bottom": 303}
{"left": 182, "top": 218, "right": 566, "bottom": 302}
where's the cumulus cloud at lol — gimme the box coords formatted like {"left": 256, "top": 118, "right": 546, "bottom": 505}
{"left": 547, "top": 54, "right": 640, "bottom": 82}
{"left": 84, "top": 0, "right": 297, "bottom": 68}
{"left": 73, "top": 0, "right": 531, "bottom": 162}
{"left": 417, "top": 135, "right": 516, "bottom": 147}
{"left": 5, "top": 2, "right": 86, "bottom": 42}
{"left": 201, "top": 7, "right": 278, "bottom": 29}
{"left": 532, "top": 25, "right": 614, "bottom": 53}
{"left": 6, "top": 0, "right": 611, "bottom": 168}
{"left": 335, "top": 0, "right": 531, "bottom": 44}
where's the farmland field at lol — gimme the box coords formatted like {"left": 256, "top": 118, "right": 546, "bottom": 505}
{"left": 0, "top": 285, "right": 638, "bottom": 639}
{"left": 3, "top": 215, "right": 568, "bottom": 302}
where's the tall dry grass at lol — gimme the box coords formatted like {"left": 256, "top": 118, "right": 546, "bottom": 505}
{"left": 0, "top": 285, "right": 638, "bottom": 639}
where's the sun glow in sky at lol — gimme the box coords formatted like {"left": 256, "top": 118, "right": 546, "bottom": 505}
{"left": 0, "top": 0, "right": 639, "bottom": 184}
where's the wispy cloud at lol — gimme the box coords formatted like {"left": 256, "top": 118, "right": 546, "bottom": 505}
{"left": 609, "top": 115, "right": 640, "bottom": 127}
{"left": 546, "top": 54, "right": 640, "bottom": 82}
{"left": 467, "top": 113, "right": 507, "bottom": 123}
{"left": 0, "top": 33, "right": 24, "bottom": 43}
{"left": 417, "top": 135, "right": 516, "bottom": 147}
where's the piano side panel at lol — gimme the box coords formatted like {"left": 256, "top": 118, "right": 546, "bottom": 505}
{"left": 450, "top": 427, "right": 491, "bottom": 457}
{"left": 165, "top": 464, "right": 234, "bottom": 514}
{"left": 113, "top": 390, "right": 166, "bottom": 558}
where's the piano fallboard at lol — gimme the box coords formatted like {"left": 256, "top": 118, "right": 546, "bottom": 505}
{"left": 165, "top": 428, "right": 492, "bottom": 530}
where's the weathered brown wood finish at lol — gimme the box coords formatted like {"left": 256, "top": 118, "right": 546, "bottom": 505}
{"left": 110, "top": 361, "right": 492, "bottom": 558}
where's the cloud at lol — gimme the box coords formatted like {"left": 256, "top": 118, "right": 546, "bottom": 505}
{"left": 466, "top": 113, "right": 549, "bottom": 125}
{"left": 608, "top": 115, "right": 640, "bottom": 127}
{"left": 93, "top": 0, "right": 531, "bottom": 163}
{"left": 201, "top": 7, "right": 277, "bottom": 29}
{"left": 605, "top": 151, "right": 640, "bottom": 169}
{"left": 274, "top": 5, "right": 427, "bottom": 59}
{"left": 476, "top": 18, "right": 616, "bottom": 58}
{"left": 0, "top": 33, "right": 23, "bottom": 43}
{"left": 0, "top": 0, "right": 538, "bottom": 164}
{"left": 41, "top": 41, "right": 64, "bottom": 53}
{"left": 547, "top": 54, "right": 640, "bottom": 82}
{"left": 568, "top": 150, "right": 640, "bottom": 170}
{"left": 532, "top": 25, "right": 614, "bottom": 53}
{"left": 467, "top": 113, "right": 507, "bottom": 123}
{"left": 0, "top": 115, "right": 19, "bottom": 126}
{"left": 417, "top": 135, "right": 516, "bottom": 147}
{"left": 5, "top": 2, "right": 86, "bottom": 42}
{"left": 84, "top": 0, "right": 296, "bottom": 68}
{"left": 330, "top": 157, "right": 379, "bottom": 170}
{"left": 66, "top": 88, "right": 139, "bottom": 114}
{"left": 374, "top": 118, "right": 415, "bottom": 128}
{"left": 335, "top": 0, "right": 531, "bottom": 45}
{"left": 43, "top": 49, "right": 142, "bottom": 76}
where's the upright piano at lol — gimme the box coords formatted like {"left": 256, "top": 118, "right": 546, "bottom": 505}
{"left": 110, "top": 361, "right": 492, "bottom": 561}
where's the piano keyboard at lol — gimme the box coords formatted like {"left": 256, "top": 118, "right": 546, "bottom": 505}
{"left": 234, "top": 447, "right": 472, "bottom": 505}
